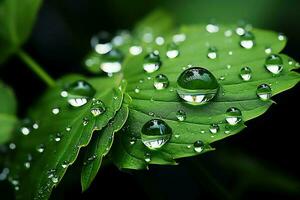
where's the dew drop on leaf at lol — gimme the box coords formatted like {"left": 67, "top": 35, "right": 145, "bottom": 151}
{"left": 52, "top": 108, "right": 60, "bottom": 115}
{"left": 278, "top": 33, "right": 286, "bottom": 41}
{"left": 9, "top": 143, "right": 16, "bottom": 150}
{"left": 154, "top": 74, "right": 169, "bottom": 90}
{"left": 209, "top": 124, "right": 219, "bottom": 134}
{"left": 36, "top": 144, "right": 45, "bottom": 153}
{"left": 176, "top": 110, "right": 186, "bottom": 121}
{"left": 172, "top": 33, "right": 186, "bottom": 44}
{"left": 256, "top": 84, "right": 272, "bottom": 101}
{"left": 225, "top": 107, "right": 242, "bottom": 126}
{"left": 265, "top": 54, "right": 283, "bottom": 75}
{"left": 240, "top": 32, "right": 255, "bottom": 49}
{"left": 129, "top": 46, "right": 143, "bottom": 56}
{"left": 166, "top": 43, "right": 179, "bottom": 59}
{"left": 54, "top": 133, "right": 62, "bottom": 142}
{"left": 155, "top": 36, "right": 165, "bottom": 46}
{"left": 83, "top": 118, "right": 89, "bottom": 126}
{"left": 91, "top": 31, "right": 112, "bottom": 55}
{"left": 240, "top": 66, "right": 252, "bottom": 81}
{"left": 193, "top": 140, "right": 204, "bottom": 153}
{"left": 100, "top": 49, "right": 123, "bottom": 74}
{"left": 66, "top": 80, "right": 96, "bottom": 107}
{"left": 143, "top": 52, "right": 161, "bottom": 73}
{"left": 177, "top": 67, "right": 219, "bottom": 105}
{"left": 90, "top": 99, "right": 106, "bottom": 117}
{"left": 141, "top": 119, "right": 172, "bottom": 150}
{"left": 129, "top": 136, "right": 137, "bottom": 145}
{"left": 265, "top": 47, "right": 272, "bottom": 54}
{"left": 144, "top": 152, "right": 151, "bottom": 163}
{"left": 207, "top": 46, "right": 218, "bottom": 59}
{"left": 206, "top": 23, "right": 219, "bottom": 33}
{"left": 60, "top": 90, "right": 68, "bottom": 98}
{"left": 62, "top": 161, "right": 70, "bottom": 169}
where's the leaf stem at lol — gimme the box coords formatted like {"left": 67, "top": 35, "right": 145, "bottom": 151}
{"left": 17, "top": 50, "right": 55, "bottom": 87}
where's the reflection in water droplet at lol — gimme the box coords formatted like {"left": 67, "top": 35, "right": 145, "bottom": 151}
{"left": 226, "top": 107, "right": 242, "bottom": 125}
{"left": 143, "top": 52, "right": 161, "bottom": 73}
{"left": 100, "top": 49, "right": 123, "bottom": 74}
{"left": 176, "top": 110, "right": 186, "bottom": 121}
{"left": 129, "top": 136, "right": 137, "bottom": 145}
{"left": 177, "top": 67, "right": 219, "bottom": 105}
{"left": 154, "top": 74, "right": 169, "bottom": 90}
{"left": 257, "top": 84, "right": 272, "bottom": 101}
{"left": 265, "top": 47, "right": 272, "bottom": 54}
{"left": 141, "top": 119, "right": 172, "bottom": 150}
{"left": 90, "top": 100, "right": 106, "bottom": 117}
{"left": 66, "top": 80, "right": 96, "bottom": 107}
{"left": 265, "top": 54, "right": 283, "bottom": 75}
{"left": 54, "top": 133, "right": 62, "bottom": 142}
{"left": 240, "top": 32, "right": 255, "bottom": 49}
{"left": 209, "top": 124, "right": 219, "bottom": 134}
{"left": 207, "top": 47, "right": 218, "bottom": 59}
{"left": 194, "top": 140, "right": 204, "bottom": 153}
{"left": 91, "top": 31, "right": 112, "bottom": 54}
{"left": 240, "top": 67, "right": 252, "bottom": 81}
{"left": 166, "top": 43, "right": 179, "bottom": 59}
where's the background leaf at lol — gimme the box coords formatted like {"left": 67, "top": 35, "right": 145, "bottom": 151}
{"left": 0, "top": 81, "right": 17, "bottom": 144}
{"left": 0, "top": 0, "right": 42, "bottom": 64}
{"left": 9, "top": 75, "right": 125, "bottom": 199}
{"left": 112, "top": 24, "right": 300, "bottom": 169}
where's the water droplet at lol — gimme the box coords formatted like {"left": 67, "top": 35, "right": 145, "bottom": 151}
{"left": 219, "top": 76, "right": 225, "bottom": 81}
{"left": 66, "top": 80, "right": 96, "bottom": 107}
{"left": 60, "top": 90, "right": 68, "bottom": 98}
{"left": 129, "top": 45, "right": 143, "bottom": 55}
{"left": 155, "top": 36, "right": 165, "bottom": 46}
{"left": 52, "top": 108, "right": 60, "bottom": 115}
{"left": 143, "top": 52, "right": 161, "bottom": 73}
{"left": 226, "top": 107, "right": 242, "bottom": 125}
{"left": 207, "top": 47, "right": 218, "bottom": 59}
{"left": 51, "top": 176, "right": 59, "bottom": 184}
{"left": 224, "top": 30, "right": 233, "bottom": 37}
{"left": 278, "top": 33, "right": 286, "bottom": 41}
{"left": 154, "top": 74, "right": 169, "bottom": 90}
{"left": 206, "top": 24, "right": 219, "bottom": 33}
{"left": 91, "top": 31, "right": 112, "bottom": 54}
{"left": 32, "top": 123, "right": 39, "bottom": 129}
{"left": 193, "top": 140, "right": 204, "bottom": 153}
{"left": 9, "top": 143, "right": 16, "bottom": 150}
{"left": 174, "top": 134, "right": 180, "bottom": 138}
{"left": 66, "top": 127, "right": 71, "bottom": 132}
{"left": 176, "top": 110, "right": 186, "bottom": 121}
{"left": 141, "top": 119, "right": 172, "bottom": 150}
{"left": 54, "top": 133, "right": 62, "bottom": 142}
{"left": 144, "top": 152, "right": 151, "bottom": 163}
{"left": 24, "top": 162, "right": 31, "bottom": 169}
{"left": 90, "top": 100, "right": 106, "bottom": 117}
{"left": 36, "top": 144, "right": 45, "bottom": 153}
{"left": 265, "top": 54, "right": 283, "bottom": 75}
{"left": 236, "top": 27, "right": 246, "bottom": 36}
{"left": 257, "top": 84, "right": 272, "bottom": 101}
{"left": 129, "top": 136, "right": 137, "bottom": 145}
{"left": 240, "top": 32, "right": 255, "bottom": 49}
{"left": 209, "top": 124, "right": 219, "bottom": 134}
{"left": 166, "top": 43, "right": 179, "bottom": 59}
{"left": 172, "top": 33, "right": 186, "bottom": 43}
{"left": 83, "top": 118, "right": 89, "bottom": 126}
{"left": 228, "top": 51, "right": 233, "bottom": 56}
{"left": 20, "top": 127, "right": 30, "bottom": 136}
{"left": 265, "top": 47, "right": 272, "bottom": 54}
{"left": 62, "top": 161, "right": 69, "bottom": 168}
{"left": 177, "top": 67, "right": 219, "bottom": 105}
{"left": 240, "top": 67, "right": 252, "bottom": 81}
{"left": 143, "top": 32, "right": 153, "bottom": 43}
{"left": 100, "top": 49, "right": 123, "bottom": 74}
{"left": 134, "top": 88, "right": 140, "bottom": 93}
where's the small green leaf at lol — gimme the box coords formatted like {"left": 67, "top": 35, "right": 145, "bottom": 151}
{"left": 0, "top": 81, "right": 17, "bottom": 144}
{"left": 0, "top": 0, "right": 42, "bottom": 64}
{"left": 112, "top": 25, "right": 300, "bottom": 169}
{"left": 10, "top": 75, "right": 125, "bottom": 200}
{"left": 81, "top": 95, "right": 130, "bottom": 191}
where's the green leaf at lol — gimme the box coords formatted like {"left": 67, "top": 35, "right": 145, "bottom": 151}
{"left": 80, "top": 95, "right": 130, "bottom": 191}
{"left": 112, "top": 25, "right": 300, "bottom": 169}
{"left": 0, "top": 81, "right": 17, "bottom": 144}
{"left": 10, "top": 75, "right": 126, "bottom": 200}
{"left": 0, "top": 0, "right": 42, "bottom": 64}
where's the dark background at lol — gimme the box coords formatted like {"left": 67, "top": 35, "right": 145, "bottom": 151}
{"left": 0, "top": 0, "right": 299, "bottom": 199}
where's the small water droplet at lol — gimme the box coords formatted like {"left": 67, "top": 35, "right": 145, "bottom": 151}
{"left": 143, "top": 52, "right": 161, "bottom": 73}
{"left": 144, "top": 152, "right": 151, "bottom": 163}
{"left": 166, "top": 43, "right": 180, "bottom": 59}
{"left": 155, "top": 36, "right": 165, "bottom": 46}
{"left": 219, "top": 76, "right": 225, "bottom": 81}
{"left": 228, "top": 51, "right": 233, "bottom": 56}
{"left": 52, "top": 108, "right": 60, "bottom": 115}
{"left": 62, "top": 161, "right": 69, "bottom": 168}
{"left": 134, "top": 88, "right": 140, "bottom": 93}
{"left": 172, "top": 33, "right": 186, "bottom": 43}
{"left": 129, "top": 46, "right": 143, "bottom": 55}
{"left": 193, "top": 140, "right": 204, "bottom": 153}
{"left": 240, "top": 66, "right": 252, "bottom": 81}
{"left": 209, "top": 124, "right": 219, "bottom": 134}
{"left": 36, "top": 144, "right": 45, "bottom": 153}
{"left": 129, "top": 136, "right": 137, "bottom": 145}
{"left": 224, "top": 30, "right": 233, "bottom": 37}
{"left": 51, "top": 176, "right": 59, "bottom": 184}
{"left": 24, "top": 162, "right": 31, "bottom": 169}
{"left": 265, "top": 47, "right": 272, "bottom": 54}
{"left": 207, "top": 47, "right": 218, "bottom": 59}
{"left": 154, "top": 74, "right": 169, "bottom": 90}
{"left": 9, "top": 143, "right": 16, "bottom": 150}
{"left": 66, "top": 127, "right": 71, "bottom": 132}
{"left": 20, "top": 127, "right": 30, "bottom": 136}
{"left": 174, "top": 134, "right": 180, "bottom": 138}
{"left": 177, "top": 67, "right": 219, "bottom": 105}
{"left": 257, "top": 84, "right": 272, "bottom": 101}
{"left": 206, "top": 24, "right": 219, "bottom": 33}
{"left": 60, "top": 90, "right": 68, "bottom": 98}
{"left": 265, "top": 54, "right": 283, "bottom": 75}
{"left": 90, "top": 100, "right": 106, "bottom": 117}
{"left": 32, "top": 122, "right": 39, "bottom": 129}
{"left": 176, "top": 110, "right": 186, "bottom": 121}
{"left": 54, "top": 133, "right": 62, "bottom": 142}
{"left": 236, "top": 26, "right": 246, "bottom": 36}
{"left": 91, "top": 31, "right": 112, "bottom": 54}
{"left": 278, "top": 33, "right": 286, "bottom": 41}
{"left": 143, "top": 32, "right": 153, "bottom": 43}
{"left": 226, "top": 107, "right": 242, "bottom": 125}
{"left": 66, "top": 80, "right": 96, "bottom": 107}
{"left": 141, "top": 119, "right": 172, "bottom": 150}
{"left": 240, "top": 32, "right": 255, "bottom": 49}
{"left": 83, "top": 118, "right": 89, "bottom": 126}
{"left": 100, "top": 49, "right": 123, "bottom": 74}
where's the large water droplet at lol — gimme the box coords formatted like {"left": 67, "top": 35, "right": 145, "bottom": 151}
{"left": 209, "top": 124, "right": 219, "bottom": 134}
{"left": 66, "top": 80, "right": 96, "bottom": 107}
{"left": 226, "top": 107, "right": 242, "bottom": 125}
{"left": 176, "top": 110, "right": 186, "bottom": 121}
{"left": 207, "top": 47, "right": 218, "bottom": 59}
{"left": 240, "top": 32, "right": 255, "bottom": 49}
{"left": 141, "top": 119, "right": 172, "bottom": 150}
{"left": 257, "top": 84, "right": 272, "bottom": 101}
{"left": 193, "top": 140, "right": 204, "bottom": 153}
{"left": 265, "top": 54, "right": 283, "bottom": 75}
{"left": 240, "top": 67, "right": 252, "bottom": 81}
{"left": 90, "top": 100, "right": 106, "bottom": 117}
{"left": 166, "top": 43, "right": 179, "bottom": 59}
{"left": 154, "top": 74, "right": 169, "bottom": 90}
{"left": 100, "top": 49, "right": 124, "bottom": 74}
{"left": 91, "top": 31, "right": 112, "bottom": 54}
{"left": 177, "top": 67, "right": 219, "bottom": 105}
{"left": 143, "top": 52, "right": 161, "bottom": 73}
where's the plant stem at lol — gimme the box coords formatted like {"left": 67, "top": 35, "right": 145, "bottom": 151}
{"left": 17, "top": 50, "right": 55, "bottom": 87}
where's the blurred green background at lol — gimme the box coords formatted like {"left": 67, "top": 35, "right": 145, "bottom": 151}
{"left": 0, "top": 0, "right": 300, "bottom": 199}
